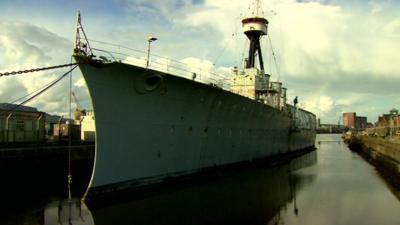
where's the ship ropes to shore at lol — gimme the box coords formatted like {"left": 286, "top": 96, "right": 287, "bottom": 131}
{"left": 73, "top": 0, "right": 317, "bottom": 199}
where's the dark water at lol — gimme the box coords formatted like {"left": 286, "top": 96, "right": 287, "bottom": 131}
{"left": 1, "top": 134, "right": 400, "bottom": 225}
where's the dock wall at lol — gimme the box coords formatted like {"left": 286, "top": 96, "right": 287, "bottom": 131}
{"left": 0, "top": 144, "right": 95, "bottom": 207}
{"left": 358, "top": 136, "right": 400, "bottom": 164}
{"left": 346, "top": 135, "right": 400, "bottom": 198}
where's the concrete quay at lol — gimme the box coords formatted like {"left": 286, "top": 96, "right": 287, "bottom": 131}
{"left": 345, "top": 135, "right": 400, "bottom": 198}
{"left": 0, "top": 143, "right": 94, "bottom": 160}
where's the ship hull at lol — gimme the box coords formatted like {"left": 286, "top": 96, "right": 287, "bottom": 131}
{"left": 75, "top": 56, "right": 316, "bottom": 196}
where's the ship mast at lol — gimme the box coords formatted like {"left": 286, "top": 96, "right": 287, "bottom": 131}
{"left": 242, "top": 0, "right": 268, "bottom": 70}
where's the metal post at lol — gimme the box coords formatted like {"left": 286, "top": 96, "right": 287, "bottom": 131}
{"left": 146, "top": 37, "right": 157, "bottom": 69}
{"left": 58, "top": 116, "right": 63, "bottom": 141}
{"left": 5, "top": 113, "right": 12, "bottom": 144}
{"left": 118, "top": 45, "right": 121, "bottom": 62}
{"left": 146, "top": 41, "right": 151, "bottom": 69}
{"left": 36, "top": 113, "right": 43, "bottom": 143}
{"left": 74, "top": 11, "right": 81, "bottom": 51}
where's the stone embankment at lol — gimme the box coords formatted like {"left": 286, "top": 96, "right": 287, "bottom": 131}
{"left": 345, "top": 134, "right": 400, "bottom": 198}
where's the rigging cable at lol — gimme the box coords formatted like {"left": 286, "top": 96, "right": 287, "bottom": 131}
{"left": 213, "top": 33, "right": 236, "bottom": 67}
{"left": 241, "top": 39, "right": 249, "bottom": 69}
{"left": 234, "top": 14, "right": 241, "bottom": 68}
{"left": 5, "top": 64, "right": 79, "bottom": 106}
{"left": 267, "top": 35, "right": 281, "bottom": 81}
{"left": 7, "top": 78, "right": 64, "bottom": 106}
{"left": 1, "top": 65, "right": 78, "bottom": 115}
{"left": 1, "top": 62, "right": 80, "bottom": 201}
{"left": 68, "top": 59, "right": 73, "bottom": 202}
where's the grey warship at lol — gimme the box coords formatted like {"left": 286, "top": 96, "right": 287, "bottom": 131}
{"left": 73, "top": 4, "right": 316, "bottom": 197}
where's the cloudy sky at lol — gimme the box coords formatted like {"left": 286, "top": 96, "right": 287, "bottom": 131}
{"left": 0, "top": 0, "right": 399, "bottom": 123}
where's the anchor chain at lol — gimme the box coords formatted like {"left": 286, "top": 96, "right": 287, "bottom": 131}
{"left": 0, "top": 63, "right": 79, "bottom": 77}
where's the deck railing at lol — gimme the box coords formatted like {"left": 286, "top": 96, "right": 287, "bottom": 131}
{"left": 83, "top": 39, "right": 232, "bottom": 90}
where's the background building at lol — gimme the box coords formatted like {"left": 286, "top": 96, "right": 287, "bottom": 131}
{"left": 80, "top": 110, "right": 95, "bottom": 142}
{"left": 343, "top": 112, "right": 368, "bottom": 130}
{"left": 356, "top": 116, "right": 367, "bottom": 130}
{"left": 0, "top": 104, "right": 45, "bottom": 143}
{"left": 376, "top": 108, "right": 399, "bottom": 127}
{"left": 343, "top": 112, "right": 356, "bottom": 129}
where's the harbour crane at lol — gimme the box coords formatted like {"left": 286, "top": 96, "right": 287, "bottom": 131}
{"left": 72, "top": 91, "right": 86, "bottom": 121}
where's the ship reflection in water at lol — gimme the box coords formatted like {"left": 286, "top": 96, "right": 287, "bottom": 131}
{"left": 41, "top": 151, "right": 317, "bottom": 225}
{"left": 5, "top": 134, "right": 400, "bottom": 225}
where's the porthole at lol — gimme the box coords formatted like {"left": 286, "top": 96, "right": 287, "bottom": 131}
{"left": 145, "top": 74, "right": 163, "bottom": 91}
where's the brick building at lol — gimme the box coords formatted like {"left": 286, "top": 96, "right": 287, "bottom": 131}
{"left": 343, "top": 112, "right": 356, "bottom": 129}
{"left": 343, "top": 112, "right": 368, "bottom": 130}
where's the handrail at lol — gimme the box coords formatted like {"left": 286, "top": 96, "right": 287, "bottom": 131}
{"left": 83, "top": 38, "right": 231, "bottom": 89}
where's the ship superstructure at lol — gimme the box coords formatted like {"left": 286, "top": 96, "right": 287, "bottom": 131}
{"left": 230, "top": 12, "right": 286, "bottom": 110}
{"left": 73, "top": 2, "right": 316, "bottom": 197}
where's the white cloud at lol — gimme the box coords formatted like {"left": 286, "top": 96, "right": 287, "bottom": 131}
{"left": 301, "top": 95, "right": 334, "bottom": 117}
{"left": 173, "top": 0, "right": 400, "bottom": 81}
{"left": 74, "top": 78, "right": 87, "bottom": 88}
{"left": 384, "top": 17, "right": 400, "bottom": 37}
{"left": 2, "top": 0, "right": 399, "bottom": 123}
{"left": 0, "top": 21, "right": 90, "bottom": 116}
{"left": 166, "top": 0, "right": 400, "bottom": 123}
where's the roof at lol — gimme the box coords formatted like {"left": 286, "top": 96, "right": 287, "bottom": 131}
{"left": 0, "top": 103, "right": 38, "bottom": 112}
